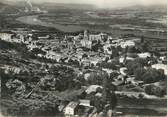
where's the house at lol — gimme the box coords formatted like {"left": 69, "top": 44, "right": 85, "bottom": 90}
{"left": 45, "top": 51, "right": 62, "bottom": 61}
{"left": 102, "top": 68, "right": 113, "bottom": 76}
{"left": 38, "top": 35, "right": 50, "bottom": 40}
{"left": 112, "top": 39, "right": 123, "bottom": 44}
{"left": 58, "top": 101, "right": 69, "bottom": 112}
{"left": 0, "top": 33, "right": 13, "bottom": 42}
{"left": 103, "top": 44, "right": 112, "bottom": 55}
{"left": 159, "top": 56, "right": 167, "bottom": 64}
{"left": 126, "top": 77, "right": 135, "bottom": 84}
{"left": 81, "top": 59, "right": 91, "bottom": 67}
{"left": 75, "top": 52, "right": 85, "bottom": 59}
{"left": 81, "top": 39, "right": 92, "bottom": 49}
{"left": 84, "top": 73, "right": 91, "bottom": 81}
{"left": 160, "top": 56, "right": 166, "bottom": 61}
{"left": 89, "top": 34, "right": 102, "bottom": 41}
{"left": 86, "top": 85, "right": 103, "bottom": 94}
{"left": 120, "top": 67, "right": 128, "bottom": 76}
{"left": 120, "top": 40, "right": 135, "bottom": 48}
{"left": 137, "top": 52, "right": 151, "bottom": 59}
{"left": 27, "top": 41, "right": 38, "bottom": 50}
{"left": 95, "top": 92, "right": 102, "bottom": 97}
{"left": 119, "top": 56, "right": 135, "bottom": 64}
{"left": 152, "top": 64, "right": 167, "bottom": 75}
{"left": 14, "top": 34, "right": 25, "bottom": 43}
{"left": 89, "top": 58, "right": 102, "bottom": 66}
{"left": 58, "top": 104, "right": 66, "bottom": 112}
{"left": 1, "top": 65, "right": 22, "bottom": 74}
{"left": 64, "top": 102, "right": 79, "bottom": 115}
{"left": 79, "top": 99, "right": 91, "bottom": 107}
{"left": 112, "top": 80, "right": 124, "bottom": 86}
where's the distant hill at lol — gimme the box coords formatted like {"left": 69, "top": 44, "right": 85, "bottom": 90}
{"left": 36, "top": 3, "right": 96, "bottom": 11}
{"left": 120, "top": 4, "right": 167, "bottom": 11}
{"left": 0, "top": 2, "right": 20, "bottom": 14}
{"left": 0, "top": 1, "right": 96, "bottom": 10}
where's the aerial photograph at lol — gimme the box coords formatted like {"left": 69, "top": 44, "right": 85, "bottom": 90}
{"left": 0, "top": 0, "right": 167, "bottom": 117}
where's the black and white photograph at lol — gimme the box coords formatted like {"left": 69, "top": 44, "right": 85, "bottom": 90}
{"left": 0, "top": 0, "right": 167, "bottom": 117}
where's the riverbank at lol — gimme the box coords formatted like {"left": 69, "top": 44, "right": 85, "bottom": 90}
{"left": 16, "top": 15, "right": 85, "bottom": 32}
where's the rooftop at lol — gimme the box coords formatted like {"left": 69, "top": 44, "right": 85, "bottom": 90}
{"left": 66, "top": 101, "right": 79, "bottom": 109}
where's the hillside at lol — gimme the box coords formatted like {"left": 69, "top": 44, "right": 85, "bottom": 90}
{"left": 0, "top": 2, "right": 20, "bottom": 14}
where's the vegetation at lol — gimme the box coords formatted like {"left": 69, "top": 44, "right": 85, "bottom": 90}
{"left": 102, "top": 74, "right": 117, "bottom": 113}
{"left": 85, "top": 71, "right": 108, "bottom": 85}
{"left": 145, "top": 85, "right": 166, "bottom": 97}
{"left": 0, "top": 39, "right": 36, "bottom": 59}
{"left": 1, "top": 64, "right": 80, "bottom": 116}
{"left": 97, "top": 62, "right": 118, "bottom": 70}
{"left": 126, "top": 58, "right": 165, "bottom": 83}
{"left": 1, "top": 93, "right": 60, "bottom": 116}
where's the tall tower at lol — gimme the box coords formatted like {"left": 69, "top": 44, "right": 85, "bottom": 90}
{"left": 84, "top": 30, "right": 89, "bottom": 40}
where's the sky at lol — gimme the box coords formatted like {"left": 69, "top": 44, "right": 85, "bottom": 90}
{"left": 3, "top": 0, "right": 167, "bottom": 8}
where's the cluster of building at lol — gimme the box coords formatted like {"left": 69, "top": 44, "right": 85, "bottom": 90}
{"left": 1, "top": 29, "right": 167, "bottom": 73}
{"left": 59, "top": 100, "right": 94, "bottom": 117}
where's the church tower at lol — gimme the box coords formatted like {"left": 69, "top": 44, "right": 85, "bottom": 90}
{"left": 84, "top": 30, "right": 89, "bottom": 40}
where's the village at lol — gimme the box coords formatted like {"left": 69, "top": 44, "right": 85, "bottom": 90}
{"left": 1, "top": 28, "right": 167, "bottom": 117}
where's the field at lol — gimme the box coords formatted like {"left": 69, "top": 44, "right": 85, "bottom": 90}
{"left": 37, "top": 5, "right": 167, "bottom": 31}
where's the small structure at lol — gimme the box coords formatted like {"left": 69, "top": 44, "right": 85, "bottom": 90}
{"left": 102, "top": 68, "right": 113, "bottom": 76}
{"left": 64, "top": 102, "right": 79, "bottom": 116}
{"left": 0, "top": 33, "right": 13, "bottom": 42}
{"left": 95, "top": 92, "right": 102, "bottom": 97}
{"left": 137, "top": 52, "right": 151, "bottom": 59}
{"left": 79, "top": 100, "right": 91, "bottom": 107}
{"left": 112, "top": 80, "right": 124, "bottom": 86}
{"left": 152, "top": 64, "right": 167, "bottom": 75}
{"left": 86, "top": 85, "right": 103, "bottom": 94}
{"left": 120, "top": 67, "right": 128, "bottom": 76}
{"left": 81, "top": 39, "right": 92, "bottom": 49}
{"left": 103, "top": 44, "right": 112, "bottom": 55}
{"left": 119, "top": 56, "right": 135, "bottom": 64}
{"left": 120, "top": 40, "right": 135, "bottom": 48}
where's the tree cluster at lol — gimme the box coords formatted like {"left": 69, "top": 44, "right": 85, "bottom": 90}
{"left": 145, "top": 85, "right": 166, "bottom": 97}
{"left": 126, "top": 58, "right": 165, "bottom": 83}
{"left": 40, "top": 65, "right": 81, "bottom": 91}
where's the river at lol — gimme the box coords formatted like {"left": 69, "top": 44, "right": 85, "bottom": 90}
{"left": 16, "top": 15, "right": 85, "bottom": 32}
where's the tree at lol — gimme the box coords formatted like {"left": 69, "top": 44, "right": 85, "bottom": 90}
{"left": 126, "top": 58, "right": 148, "bottom": 75}
{"left": 145, "top": 85, "right": 166, "bottom": 97}
{"left": 134, "top": 67, "right": 146, "bottom": 80}
{"left": 142, "top": 68, "right": 165, "bottom": 83}
{"left": 102, "top": 88, "right": 117, "bottom": 116}
{"left": 110, "top": 91, "right": 117, "bottom": 110}
{"left": 134, "top": 58, "right": 148, "bottom": 67}
{"left": 102, "top": 75, "right": 117, "bottom": 114}
{"left": 111, "top": 47, "right": 119, "bottom": 58}
{"left": 98, "top": 62, "right": 117, "bottom": 70}
{"left": 126, "top": 61, "right": 143, "bottom": 75}
{"left": 31, "top": 48, "right": 46, "bottom": 55}
{"left": 86, "top": 71, "right": 108, "bottom": 85}
{"left": 93, "top": 96, "right": 104, "bottom": 113}
{"left": 136, "top": 37, "right": 151, "bottom": 52}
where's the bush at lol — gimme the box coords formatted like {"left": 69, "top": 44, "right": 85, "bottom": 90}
{"left": 134, "top": 67, "right": 146, "bottom": 80}
{"left": 126, "top": 61, "right": 143, "bottom": 75}
{"left": 97, "top": 62, "right": 117, "bottom": 70}
{"left": 0, "top": 39, "right": 15, "bottom": 49}
{"left": 145, "top": 85, "right": 166, "bottom": 97}
{"left": 142, "top": 68, "right": 165, "bottom": 83}
{"left": 130, "top": 62, "right": 165, "bottom": 83}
